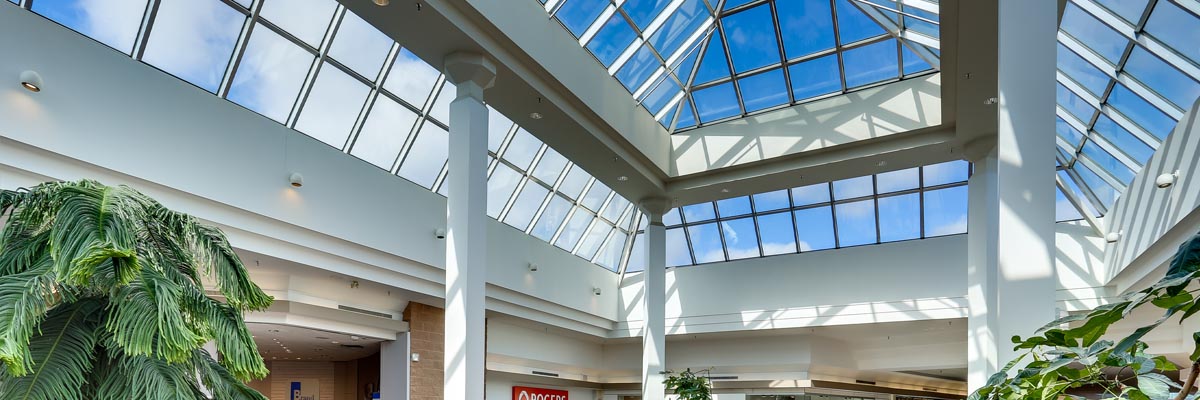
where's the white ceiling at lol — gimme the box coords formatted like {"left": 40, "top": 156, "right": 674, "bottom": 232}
{"left": 248, "top": 322, "right": 382, "bottom": 362}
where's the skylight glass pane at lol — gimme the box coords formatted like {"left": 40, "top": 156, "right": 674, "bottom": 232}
{"left": 693, "top": 82, "right": 741, "bottom": 122}
{"left": 757, "top": 212, "right": 796, "bottom": 256}
{"left": 1056, "top": 187, "right": 1084, "bottom": 222}
{"left": 556, "top": 0, "right": 608, "bottom": 38}
{"left": 556, "top": 209, "right": 595, "bottom": 250}
{"left": 716, "top": 196, "right": 752, "bottom": 217}
{"left": 777, "top": 0, "right": 835, "bottom": 59}
{"left": 739, "top": 69, "right": 789, "bottom": 112}
{"left": 351, "top": 99, "right": 415, "bottom": 171}
{"left": 616, "top": 45, "right": 661, "bottom": 91}
{"left": 1092, "top": 114, "right": 1153, "bottom": 165}
{"left": 626, "top": 233, "right": 646, "bottom": 273}
{"left": 648, "top": 0, "right": 708, "bottom": 60}
{"left": 1080, "top": 141, "right": 1135, "bottom": 185}
{"left": 1057, "top": 84, "right": 1096, "bottom": 124}
{"left": 396, "top": 122, "right": 448, "bottom": 189}
{"left": 623, "top": 0, "right": 672, "bottom": 29}
{"left": 792, "top": 183, "right": 831, "bottom": 206}
{"left": 1124, "top": 46, "right": 1200, "bottom": 111}
{"left": 227, "top": 28, "right": 314, "bottom": 123}
{"left": 688, "top": 223, "right": 725, "bottom": 264}
{"left": 141, "top": 0, "right": 242, "bottom": 93}
{"left": 835, "top": 200, "right": 876, "bottom": 246}
{"left": 32, "top": 0, "right": 148, "bottom": 54}
{"left": 1059, "top": 170, "right": 1101, "bottom": 217}
{"left": 833, "top": 176, "right": 874, "bottom": 199}
{"left": 682, "top": 203, "right": 716, "bottom": 222}
{"left": 579, "top": 182, "right": 610, "bottom": 212}
{"left": 258, "top": 0, "right": 336, "bottom": 48}
{"left": 577, "top": 223, "right": 613, "bottom": 260}
{"left": 1074, "top": 162, "right": 1119, "bottom": 208}
{"left": 901, "top": 45, "right": 933, "bottom": 75}
{"left": 788, "top": 54, "right": 841, "bottom": 100}
{"left": 835, "top": 0, "right": 886, "bottom": 44}
{"left": 532, "top": 195, "right": 572, "bottom": 241}
{"left": 794, "top": 206, "right": 836, "bottom": 251}
{"left": 923, "top": 186, "right": 967, "bottom": 236}
{"left": 1093, "top": 0, "right": 1149, "bottom": 25}
{"left": 429, "top": 81, "right": 455, "bottom": 125}
{"left": 723, "top": 0, "right": 755, "bottom": 9}
{"left": 663, "top": 208, "right": 683, "bottom": 226}
{"left": 532, "top": 147, "right": 569, "bottom": 184}
{"left": 1056, "top": 117, "right": 1085, "bottom": 148}
{"left": 644, "top": 78, "right": 683, "bottom": 116}
{"left": 843, "top": 39, "right": 899, "bottom": 88}
{"left": 487, "top": 164, "right": 522, "bottom": 218}
{"left": 675, "top": 99, "right": 698, "bottom": 129}
{"left": 903, "top": 8, "right": 938, "bottom": 38}
{"left": 666, "top": 228, "right": 692, "bottom": 266}
{"left": 923, "top": 160, "right": 969, "bottom": 186}
{"left": 1145, "top": 1, "right": 1200, "bottom": 63}
{"left": 602, "top": 196, "right": 631, "bottom": 222}
{"left": 722, "top": 217, "right": 760, "bottom": 260}
{"left": 1060, "top": 3, "right": 1126, "bottom": 65}
{"left": 587, "top": 14, "right": 638, "bottom": 68}
{"left": 1108, "top": 83, "right": 1176, "bottom": 139}
{"left": 295, "top": 67, "right": 370, "bottom": 148}
{"left": 721, "top": 3, "right": 781, "bottom": 73}
{"left": 328, "top": 10, "right": 392, "bottom": 79}
{"left": 876, "top": 168, "right": 919, "bottom": 193}
{"left": 504, "top": 183, "right": 550, "bottom": 231}
{"left": 595, "top": 231, "right": 628, "bottom": 271}
{"left": 1057, "top": 43, "right": 1109, "bottom": 97}
{"left": 384, "top": 49, "right": 440, "bottom": 110}
{"left": 694, "top": 33, "right": 731, "bottom": 85}
{"left": 752, "top": 190, "right": 790, "bottom": 212}
{"left": 878, "top": 193, "right": 920, "bottom": 242}
{"left": 502, "top": 129, "right": 543, "bottom": 170}
{"left": 558, "top": 167, "right": 591, "bottom": 199}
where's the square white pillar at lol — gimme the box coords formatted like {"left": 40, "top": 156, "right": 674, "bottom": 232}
{"left": 640, "top": 198, "right": 671, "bottom": 400}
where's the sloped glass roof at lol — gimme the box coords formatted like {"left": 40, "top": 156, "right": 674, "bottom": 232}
{"left": 1055, "top": 0, "right": 1200, "bottom": 215}
{"left": 16, "top": 0, "right": 638, "bottom": 272}
{"left": 539, "top": 0, "right": 941, "bottom": 131}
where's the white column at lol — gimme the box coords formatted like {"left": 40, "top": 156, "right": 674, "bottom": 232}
{"left": 966, "top": 0, "right": 1057, "bottom": 391}
{"left": 380, "top": 332, "right": 410, "bottom": 400}
{"left": 442, "top": 52, "right": 496, "bottom": 400}
{"left": 640, "top": 198, "right": 671, "bottom": 400}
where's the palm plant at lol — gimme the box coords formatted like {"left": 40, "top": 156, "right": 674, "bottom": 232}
{"left": 0, "top": 180, "right": 273, "bottom": 400}
{"left": 664, "top": 368, "right": 713, "bottom": 400}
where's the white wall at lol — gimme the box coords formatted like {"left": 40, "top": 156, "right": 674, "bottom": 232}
{"left": 0, "top": 5, "right": 615, "bottom": 329}
{"left": 1055, "top": 220, "right": 1111, "bottom": 311}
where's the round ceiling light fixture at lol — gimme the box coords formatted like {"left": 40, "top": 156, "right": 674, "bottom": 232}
{"left": 289, "top": 172, "right": 304, "bottom": 188}
{"left": 529, "top": 112, "right": 543, "bottom": 120}
{"left": 617, "top": 176, "right": 629, "bottom": 182}
{"left": 372, "top": 0, "right": 389, "bottom": 5}
{"left": 19, "top": 70, "right": 43, "bottom": 92}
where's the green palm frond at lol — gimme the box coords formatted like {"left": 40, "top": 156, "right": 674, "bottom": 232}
{"left": 0, "top": 263, "right": 61, "bottom": 376}
{"left": 91, "top": 342, "right": 205, "bottom": 400}
{"left": 184, "top": 290, "right": 268, "bottom": 380}
{"left": 192, "top": 348, "right": 268, "bottom": 400}
{"left": 0, "top": 300, "right": 103, "bottom": 400}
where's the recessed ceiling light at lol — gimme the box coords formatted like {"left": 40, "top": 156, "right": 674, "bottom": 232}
{"left": 617, "top": 176, "right": 628, "bottom": 182}
{"left": 529, "top": 112, "right": 543, "bottom": 120}
{"left": 372, "top": 0, "right": 389, "bottom": 5}
{"left": 877, "top": 161, "right": 888, "bottom": 167}
{"left": 331, "top": 341, "right": 340, "bottom": 344}
{"left": 720, "top": 188, "right": 730, "bottom": 193}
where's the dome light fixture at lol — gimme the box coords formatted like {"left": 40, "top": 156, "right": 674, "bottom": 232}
{"left": 19, "top": 70, "right": 43, "bottom": 92}
{"left": 1105, "top": 231, "right": 1122, "bottom": 243}
{"left": 373, "top": 0, "right": 389, "bottom": 5}
{"left": 289, "top": 172, "right": 304, "bottom": 188}
{"left": 1156, "top": 171, "right": 1179, "bottom": 189}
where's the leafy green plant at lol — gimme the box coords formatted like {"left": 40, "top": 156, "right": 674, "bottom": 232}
{"left": 970, "top": 232, "right": 1200, "bottom": 400}
{"left": 0, "top": 180, "right": 273, "bottom": 400}
{"left": 664, "top": 368, "right": 713, "bottom": 400}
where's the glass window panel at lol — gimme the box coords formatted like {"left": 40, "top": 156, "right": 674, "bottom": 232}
{"left": 675, "top": 98, "right": 698, "bottom": 130}
{"left": 721, "top": 4, "right": 781, "bottom": 73}
{"left": 1057, "top": 43, "right": 1110, "bottom": 97}
{"left": 792, "top": 183, "right": 831, "bottom": 205}
{"left": 1059, "top": 170, "right": 1101, "bottom": 217}
{"left": 626, "top": 233, "right": 646, "bottom": 273}
{"left": 576, "top": 223, "right": 613, "bottom": 260}
{"left": 595, "top": 231, "right": 628, "bottom": 271}
{"left": 141, "top": 0, "right": 243, "bottom": 93}
{"left": 623, "top": 0, "right": 672, "bottom": 29}
{"left": 1056, "top": 117, "right": 1085, "bottom": 148}
{"left": 756, "top": 212, "right": 797, "bottom": 256}
{"left": 429, "top": 80, "right": 455, "bottom": 125}
{"left": 777, "top": 0, "right": 835, "bottom": 59}
{"left": 794, "top": 206, "right": 836, "bottom": 251}
{"left": 752, "top": 190, "right": 790, "bottom": 212}
{"left": 32, "top": 0, "right": 148, "bottom": 54}
{"left": 350, "top": 96, "right": 418, "bottom": 170}
{"left": 739, "top": 68, "right": 789, "bottom": 112}
{"left": 1080, "top": 141, "right": 1135, "bottom": 184}
{"left": 878, "top": 193, "right": 920, "bottom": 242}
{"left": 502, "top": 129, "right": 543, "bottom": 170}
{"left": 716, "top": 196, "right": 752, "bottom": 217}
{"left": 721, "top": 217, "right": 761, "bottom": 260}
{"left": 558, "top": 166, "right": 592, "bottom": 199}
{"left": 503, "top": 182, "right": 550, "bottom": 231}
{"left": 1075, "top": 163, "right": 1119, "bottom": 208}
{"left": 383, "top": 49, "right": 440, "bottom": 109}
{"left": 666, "top": 228, "right": 692, "bottom": 266}
{"left": 532, "top": 147, "right": 569, "bottom": 185}
{"left": 1093, "top": 114, "right": 1153, "bottom": 165}
{"left": 694, "top": 33, "right": 731, "bottom": 85}
{"left": 1056, "top": 187, "right": 1085, "bottom": 222}
{"left": 788, "top": 54, "right": 841, "bottom": 100}
{"left": 227, "top": 28, "right": 314, "bottom": 123}
{"left": 531, "top": 195, "right": 572, "bottom": 241}
{"left": 1060, "top": 3, "right": 1126, "bottom": 65}
{"left": 616, "top": 44, "right": 660, "bottom": 92}
{"left": 1145, "top": 1, "right": 1200, "bottom": 63}
{"left": 555, "top": 209, "right": 595, "bottom": 250}
{"left": 556, "top": 0, "right": 608, "bottom": 38}
{"left": 582, "top": 181, "right": 613, "bottom": 211}
{"left": 602, "top": 196, "right": 630, "bottom": 222}
{"left": 693, "top": 82, "right": 741, "bottom": 122}
{"left": 723, "top": 0, "right": 755, "bottom": 9}
{"left": 876, "top": 168, "right": 919, "bottom": 193}
{"left": 901, "top": 45, "right": 933, "bottom": 75}
{"left": 1108, "top": 83, "right": 1176, "bottom": 139}
{"left": 923, "top": 186, "right": 968, "bottom": 236}
{"left": 1057, "top": 84, "right": 1096, "bottom": 124}
{"left": 1124, "top": 46, "right": 1200, "bottom": 111}
{"left": 923, "top": 160, "right": 969, "bottom": 186}
{"left": 396, "top": 122, "right": 448, "bottom": 189}
{"left": 328, "top": 10, "right": 392, "bottom": 79}
{"left": 835, "top": 200, "right": 876, "bottom": 247}
{"left": 486, "top": 164, "right": 522, "bottom": 218}
{"left": 904, "top": 14, "right": 938, "bottom": 38}
{"left": 587, "top": 14, "right": 638, "bottom": 67}
{"left": 688, "top": 223, "right": 725, "bottom": 264}
{"left": 644, "top": 78, "right": 683, "bottom": 116}
{"left": 663, "top": 208, "right": 683, "bottom": 226}
{"left": 833, "top": 176, "right": 874, "bottom": 199}
{"left": 487, "top": 107, "right": 513, "bottom": 152}
{"left": 843, "top": 39, "right": 899, "bottom": 88}
{"left": 682, "top": 203, "right": 716, "bottom": 222}
{"left": 295, "top": 66, "right": 370, "bottom": 148}
{"left": 258, "top": 0, "right": 337, "bottom": 48}
{"left": 648, "top": 0, "right": 707, "bottom": 59}
{"left": 835, "top": 0, "right": 887, "bottom": 44}
{"left": 1094, "top": 0, "right": 1150, "bottom": 24}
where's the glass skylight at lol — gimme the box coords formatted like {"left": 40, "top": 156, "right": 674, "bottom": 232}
{"left": 540, "top": 0, "right": 941, "bottom": 132}
{"left": 1055, "top": 0, "right": 1200, "bottom": 215}
{"left": 18, "top": 0, "right": 639, "bottom": 272}
{"left": 623, "top": 160, "right": 970, "bottom": 273}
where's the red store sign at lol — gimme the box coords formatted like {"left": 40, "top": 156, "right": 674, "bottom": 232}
{"left": 512, "top": 386, "right": 568, "bottom": 400}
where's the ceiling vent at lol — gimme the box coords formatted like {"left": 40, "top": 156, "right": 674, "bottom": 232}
{"left": 338, "top": 305, "right": 394, "bottom": 319}
{"left": 531, "top": 371, "right": 559, "bottom": 377}
{"left": 339, "top": 344, "right": 366, "bottom": 349}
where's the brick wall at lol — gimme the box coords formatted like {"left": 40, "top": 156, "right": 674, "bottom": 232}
{"left": 404, "top": 303, "right": 445, "bottom": 400}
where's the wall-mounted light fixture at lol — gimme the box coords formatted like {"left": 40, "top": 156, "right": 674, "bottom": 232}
{"left": 19, "top": 70, "right": 43, "bottom": 92}
{"left": 289, "top": 172, "right": 304, "bottom": 187}
{"left": 1106, "top": 231, "right": 1122, "bottom": 243}
{"left": 592, "top": 287, "right": 602, "bottom": 296}
{"left": 434, "top": 228, "right": 446, "bottom": 239}
{"left": 528, "top": 263, "right": 538, "bottom": 272}
{"left": 411, "top": 353, "right": 420, "bottom": 362}
{"left": 1156, "top": 171, "right": 1179, "bottom": 189}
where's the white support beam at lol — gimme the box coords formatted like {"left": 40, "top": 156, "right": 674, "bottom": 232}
{"left": 639, "top": 198, "right": 671, "bottom": 400}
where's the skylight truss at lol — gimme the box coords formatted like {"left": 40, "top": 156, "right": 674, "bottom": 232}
{"left": 1055, "top": 0, "right": 1200, "bottom": 217}
{"left": 540, "top": 0, "right": 941, "bottom": 132}
{"left": 12, "top": 0, "right": 638, "bottom": 272}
